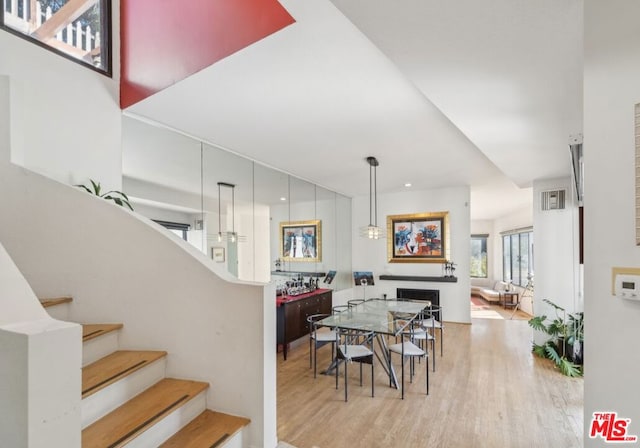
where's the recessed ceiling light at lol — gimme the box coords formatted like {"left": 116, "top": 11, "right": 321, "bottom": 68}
{"left": 280, "top": 197, "right": 287, "bottom": 201}
{"left": 404, "top": 183, "right": 412, "bottom": 188}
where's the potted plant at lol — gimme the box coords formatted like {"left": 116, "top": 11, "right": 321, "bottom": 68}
{"left": 527, "top": 299, "right": 583, "bottom": 377}
{"left": 75, "top": 179, "right": 133, "bottom": 211}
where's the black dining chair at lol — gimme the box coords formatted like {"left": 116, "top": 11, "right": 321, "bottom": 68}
{"left": 388, "top": 328, "right": 429, "bottom": 399}
{"left": 332, "top": 305, "right": 350, "bottom": 314}
{"left": 421, "top": 304, "right": 444, "bottom": 356}
{"left": 335, "top": 328, "right": 375, "bottom": 402}
{"left": 307, "top": 314, "right": 336, "bottom": 378}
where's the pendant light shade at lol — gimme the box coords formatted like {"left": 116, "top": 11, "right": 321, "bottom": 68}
{"left": 217, "top": 182, "right": 246, "bottom": 243}
{"left": 360, "top": 156, "right": 385, "bottom": 239}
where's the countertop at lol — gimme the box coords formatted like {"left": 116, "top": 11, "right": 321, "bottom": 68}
{"left": 276, "top": 288, "right": 331, "bottom": 307}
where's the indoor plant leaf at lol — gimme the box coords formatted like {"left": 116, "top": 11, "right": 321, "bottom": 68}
{"left": 558, "top": 358, "right": 582, "bottom": 377}
{"left": 528, "top": 315, "right": 548, "bottom": 332}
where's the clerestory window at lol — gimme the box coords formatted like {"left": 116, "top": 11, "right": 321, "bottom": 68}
{"left": 1, "top": 0, "right": 111, "bottom": 75}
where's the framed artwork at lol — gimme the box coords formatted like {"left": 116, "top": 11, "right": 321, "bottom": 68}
{"left": 353, "top": 271, "right": 375, "bottom": 286}
{"left": 387, "top": 211, "right": 450, "bottom": 263}
{"left": 279, "top": 219, "right": 322, "bottom": 262}
{"left": 324, "top": 270, "right": 337, "bottom": 284}
{"left": 211, "top": 247, "right": 225, "bottom": 262}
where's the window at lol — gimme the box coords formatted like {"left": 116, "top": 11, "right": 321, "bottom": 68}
{"left": 154, "top": 220, "right": 190, "bottom": 241}
{"left": 502, "top": 228, "right": 533, "bottom": 286}
{"left": 1, "top": 0, "right": 111, "bottom": 75}
{"left": 470, "top": 234, "right": 488, "bottom": 278}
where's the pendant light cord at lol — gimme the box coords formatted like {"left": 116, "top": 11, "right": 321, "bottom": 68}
{"left": 373, "top": 161, "right": 378, "bottom": 228}
{"left": 218, "top": 182, "right": 222, "bottom": 237}
{"left": 369, "top": 162, "right": 374, "bottom": 226}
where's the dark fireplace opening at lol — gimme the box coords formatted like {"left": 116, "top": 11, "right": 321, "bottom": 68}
{"left": 397, "top": 288, "right": 439, "bottom": 306}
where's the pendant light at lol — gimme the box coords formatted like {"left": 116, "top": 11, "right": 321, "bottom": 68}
{"left": 217, "top": 182, "right": 245, "bottom": 243}
{"left": 360, "top": 156, "right": 385, "bottom": 239}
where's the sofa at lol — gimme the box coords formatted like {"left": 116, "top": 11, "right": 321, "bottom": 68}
{"left": 471, "top": 281, "right": 509, "bottom": 303}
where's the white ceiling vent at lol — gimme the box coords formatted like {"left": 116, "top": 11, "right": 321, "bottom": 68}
{"left": 541, "top": 189, "right": 566, "bottom": 210}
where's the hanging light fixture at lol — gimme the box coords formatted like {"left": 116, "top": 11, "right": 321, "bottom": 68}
{"left": 360, "top": 156, "right": 385, "bottom": 239}
{"left": 217, "top": 182, "right": 246, "bottom": 243}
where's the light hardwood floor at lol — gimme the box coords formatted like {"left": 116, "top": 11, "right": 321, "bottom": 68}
{"left": 277, "top": 318, "right": 583, "bottom": 448}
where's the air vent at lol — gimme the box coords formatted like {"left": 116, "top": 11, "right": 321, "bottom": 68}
{"left": 541, "top": 190, "right": 566, "bottom": 210}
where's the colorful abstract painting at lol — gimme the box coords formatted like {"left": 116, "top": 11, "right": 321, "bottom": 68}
{"left": 387, "top": 212, "right": 449, "bottom": 263}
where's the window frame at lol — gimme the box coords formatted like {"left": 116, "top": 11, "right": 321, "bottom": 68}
{"left": 0, "top": 0, "right": 112, "bottom": 77}
{"left": 154, "top": 220, "right": 191, "bottom": 242}
{"left": 470, "top": 234, "right": 488, "bottom": 278}
{"left": 501, "top": 228, "right": 534, "bottom": 287}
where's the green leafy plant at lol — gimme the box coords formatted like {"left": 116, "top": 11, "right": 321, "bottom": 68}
{"left": 75, "top": 179, "right": 133, "bottom": 211}
{"left": 528, "top": 298, "right": 583, "bottom": 377}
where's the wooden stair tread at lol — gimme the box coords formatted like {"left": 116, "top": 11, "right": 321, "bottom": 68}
{"left": 39, "top": 297, "right": 72, "bottom": 308}
{"left": 82, "top": 378, "right": 208, "bottom": 448}
{"left": 159, "top": 410, "right": 250, "bottom": 448}
{"left": 82, "top": 350, "right": 167, "bottom": 399}
{"left": 82, "top": 323, "right": 123, "bottom": 342}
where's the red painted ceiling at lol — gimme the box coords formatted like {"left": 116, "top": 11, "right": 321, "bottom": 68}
{"left": 120, "top": 0, "right": 295, "bottom": 109}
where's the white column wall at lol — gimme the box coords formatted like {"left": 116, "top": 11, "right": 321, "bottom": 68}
{"left": 352, "top": 186, "right": 471, "bottom": 323}
{"left": 3, "top": 75, "right": 82, "bottom": 448}
{"left": 0, "top": 242, "right": 82, "bottom": 448}
{"left": 584, "top": 2, "right": 640, "bottom": 444}
{"left": 532, "top": 177, "right": 580, "bottom": 319}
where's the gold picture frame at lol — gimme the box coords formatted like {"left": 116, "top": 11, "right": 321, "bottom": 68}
{"left": 387, "top": 211, "right": 450, "bottom": 263}
{"left": 279, "top": 219, "right": 322, "bottom": 262}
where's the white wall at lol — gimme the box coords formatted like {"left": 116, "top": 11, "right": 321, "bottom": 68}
{"left": 352, "top": 186, "right": 471, "bottom": 323}
{"left": 0, "top": 5, "right": 122, "bottom": 190}
{"left": 584, "top": 2, "right": 640, "bottom": 444}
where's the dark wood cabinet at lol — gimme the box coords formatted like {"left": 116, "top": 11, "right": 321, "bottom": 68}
{"left": 277, "top": 289, "right": 332, "bottom": 360}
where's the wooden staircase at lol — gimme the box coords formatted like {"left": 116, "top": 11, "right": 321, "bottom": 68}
{"left": 40, "top": 297, "right": 250, "bottom": 447}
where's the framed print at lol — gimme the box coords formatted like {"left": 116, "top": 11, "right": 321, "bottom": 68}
{"left": 212, "top": 247, "right": 225, "bottom": 262}
{"left": 279, "top": 220, "right": 322, "bottom": 262}
{"left": 387, "top": 211, "right": 450, "bottom": 263}
{"left": 324, "top": 270, "right": 337, "bottom": 284}
{"left": 353, "top": 271, "right": 375, "bottom": 286}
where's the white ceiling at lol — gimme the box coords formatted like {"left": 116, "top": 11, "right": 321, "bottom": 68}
{"left": 126, "top": 0, "right": 583, "bottom": 221}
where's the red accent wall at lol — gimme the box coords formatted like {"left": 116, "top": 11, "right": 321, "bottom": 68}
{"left": 120, "top": 0, "right": 295, "bottom": 109}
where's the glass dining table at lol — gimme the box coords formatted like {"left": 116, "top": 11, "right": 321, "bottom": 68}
{"left": 318, "top": 299, "right": 430, "bottom": 389}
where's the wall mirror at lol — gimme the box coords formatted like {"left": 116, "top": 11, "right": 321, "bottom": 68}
{"left": 122, "top": 116, "right": 352, "bottom": 291}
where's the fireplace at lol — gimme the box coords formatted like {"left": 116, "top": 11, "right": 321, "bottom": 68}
{"left": 396, "top": 288, "right": 439, "bottom": 306}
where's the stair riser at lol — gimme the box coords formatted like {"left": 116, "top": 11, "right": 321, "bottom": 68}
{"left": 83, "top": 331, "right": 119, "bottom": 367}
{"left": 81, "top": 358, "right": 166, "bottom": 428}
{"left": 221, "top": 431, "right": 244, "bottom": 448}
{"left": 123, "top": 391, "right": 207, "bottom": 448}
{"left": 44, "top": 303, "right": 71, "bottom": 321}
